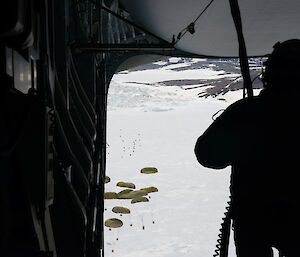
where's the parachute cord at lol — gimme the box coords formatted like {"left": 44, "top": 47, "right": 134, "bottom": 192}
{"left": 228, "top": 0, "right": 253, "bottom": 99}
{"left": 148, "top": 195, "right": 156, "bottom": 224}
{"left": 116, "top": 228, "right": 120, "bottom": 241}
{"left": 174, "top": 0, "right": 216, "bottom": 44}
{"left": 107, "top": 227, "right": 116, "bottom": 253}
{"left": 132, "top": 204, "right": 145, "bottom": 230}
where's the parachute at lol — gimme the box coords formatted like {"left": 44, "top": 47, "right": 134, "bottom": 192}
{"left": 116, "top": 181, "right": 136, "bottom": 189}
{"left": 105, "top": 218, "right": 123, "bottom": 228}
{"left": 104, "top": 169, "right": 158, "bottom": 233}
{"left": 117, "top": 189, "right": 148, "bottom": 199}
{"left": 104, "top": 192, "right": 118, "bottom": 199}
{"left": 141, "top": 186, "right": 158, "bottom": 193}
{"left": 105, "top": 176, "right": 111, "bottom": 184}
{"left": 117, "top": 189, "right": 133, "bottom": 195}
{"left": 131, "top": 196, "right": 149, "bottom": 204}
{"left": 129, "top": 189, "right": 148, "bottom": 198}
{"left": 141, "top": 167, "right": 158, "bottom": 174}
{"left": 117, "top": 189, "right": 134, "bottom": 199}
{"left": 112, "top": 206, "right": 131, "bottom": 214}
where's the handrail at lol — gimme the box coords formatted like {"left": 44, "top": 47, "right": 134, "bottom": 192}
{"left": 68, "top": 69, "right": 97, "bottom": 140}
{"left": 70, "top": 94, "right": 95, "bottom": 155}
{"left": 69, "top": 54, "right": 97, "bottom": 122}
{"left": 55, "top": 109, "right": 90, "bottom": 206}
{"left": 55, "top": 73, "right": 93, "bottom": 179}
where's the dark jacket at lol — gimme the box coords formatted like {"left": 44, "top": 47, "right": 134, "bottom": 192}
{"left": 195, "top": 91, "right": 300, "bottom": 212}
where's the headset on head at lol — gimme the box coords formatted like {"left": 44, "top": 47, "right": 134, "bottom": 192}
{"left": 262, "top": 39, "right": 300, "bottom": 90}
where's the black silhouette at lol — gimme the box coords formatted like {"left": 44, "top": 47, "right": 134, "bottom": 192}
{"left": 195, "top": 39, "right": 300, "bottom": 257}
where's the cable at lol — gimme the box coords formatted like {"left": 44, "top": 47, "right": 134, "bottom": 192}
{"left": 174, "top": 0, "right": 216, "bottom": 44}
{"left": 212, "top": 109, "right": 225, "bottom": 121}
{"left": 213, "top": 196, "right": 232, "bottom": 257}
{"left": 87, "top": 0, "right": 169, "bottom": 43}
{"left": 213, "top": 1, "right": 253, "bottom": 255}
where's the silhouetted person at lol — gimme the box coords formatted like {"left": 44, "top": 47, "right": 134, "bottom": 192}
{"left": 195, "top": 39, "right": 300, "bottom": 257}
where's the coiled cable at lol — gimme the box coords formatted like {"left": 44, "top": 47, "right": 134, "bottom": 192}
{"left": 213, "top": 195, "right": 232, "bottom": 257}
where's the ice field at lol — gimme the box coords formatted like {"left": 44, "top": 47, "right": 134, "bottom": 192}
{"left": 104, "top": 58, "right": 261, "bottom": 257}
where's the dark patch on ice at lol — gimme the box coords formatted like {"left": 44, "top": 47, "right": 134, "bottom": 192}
{"left": 125, "top": 58, "right": 264, "bottom": 98}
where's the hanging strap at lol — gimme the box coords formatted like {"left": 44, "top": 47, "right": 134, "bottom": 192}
{"left": 213, "top": 2, "right": 253, "bottom": 257}
{"left": 229, "top": 0, "right": 253, "bottom": 98}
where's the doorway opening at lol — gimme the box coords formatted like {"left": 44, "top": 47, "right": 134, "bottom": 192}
{"left": 104, "top": 57, "right": 263, "bottom": 257}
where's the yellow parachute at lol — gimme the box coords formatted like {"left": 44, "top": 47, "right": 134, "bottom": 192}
{"left": 117, "top": 189, "right": 133, "bottom": 199}
{"left": 105, "top": 176, "right": 110, "bottom": 183}
{"left": 129, "top": 190, "right": 148, "bottom": 198}
{"left": 118, "top": 189, "right": 148, "bottom": 199}
{"left": 104, "top": 218, "right": 123, "bottom": 228}
{"left": 141, "top": 167, "right": 158, "bottom": 174}
{"left": 116, "top": 181, "right": 136, "bottom": 189}
{"left": 112, "top": 206, "right": 131, "bottom": 214}
{"left": 141, "top": 186, "right": 158, "bottom": 193}
{"left": 131, "top": 196, "right": 149, "bottom": 204}
{"left": 104, "top": 192, "right": 118, "bottom": 199}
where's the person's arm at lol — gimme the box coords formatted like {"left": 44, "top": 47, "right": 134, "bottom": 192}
{"left": 195, "top": 100, "right": 251, "bottom": 169}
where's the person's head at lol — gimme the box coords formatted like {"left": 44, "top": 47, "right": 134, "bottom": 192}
{"left": 262, "top": 39, "right": 300, "bottom": 93}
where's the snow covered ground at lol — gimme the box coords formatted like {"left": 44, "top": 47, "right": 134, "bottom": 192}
{"left": 104, "top": 58, "right": 262, "bottom": 257}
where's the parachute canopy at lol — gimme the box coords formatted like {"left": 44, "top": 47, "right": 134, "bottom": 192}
{"left": 117, "top": 189, "right": 134, "bottom": 196}
{"left": 116, "top": 181, "right": 136, "bottom": 189}
{"left": 112, "top": 206, "right": 131, "bottom": 214}
{"left": 131, "top": 196, "right": 149, "bottom": 204}
{"left": 141, "top": 186, "right": 158, "bottom": 193}
{"left": 121, "top": 0, "right": 300, "bottom": 57}
{"left": 141, "top": 167, "right": 158, "bottom": 174}
{"left": 105, "top": 218, "right": 123, "bottom": 228}
{"left": 105, "top": 176, "right": 110, "bottom": 184}
{"left": 104, "top": 192, "right": 118, "bottom": 199}
{"left": 117, "top": 189, "right": 148, "bottom": 199}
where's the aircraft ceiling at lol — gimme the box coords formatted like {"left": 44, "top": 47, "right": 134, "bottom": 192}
{"left": 121, "top": 0, "right": 300, "bottom": 57}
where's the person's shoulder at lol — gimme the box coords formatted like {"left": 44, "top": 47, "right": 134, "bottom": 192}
{"left": 226, "top": 96, "right": 261, "bottom": 112}
{"left": 221, "top": 96, "right": 263, "bottom": 120}
{"left": 231, "top": 95, "right": 261, "bottom": 107}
